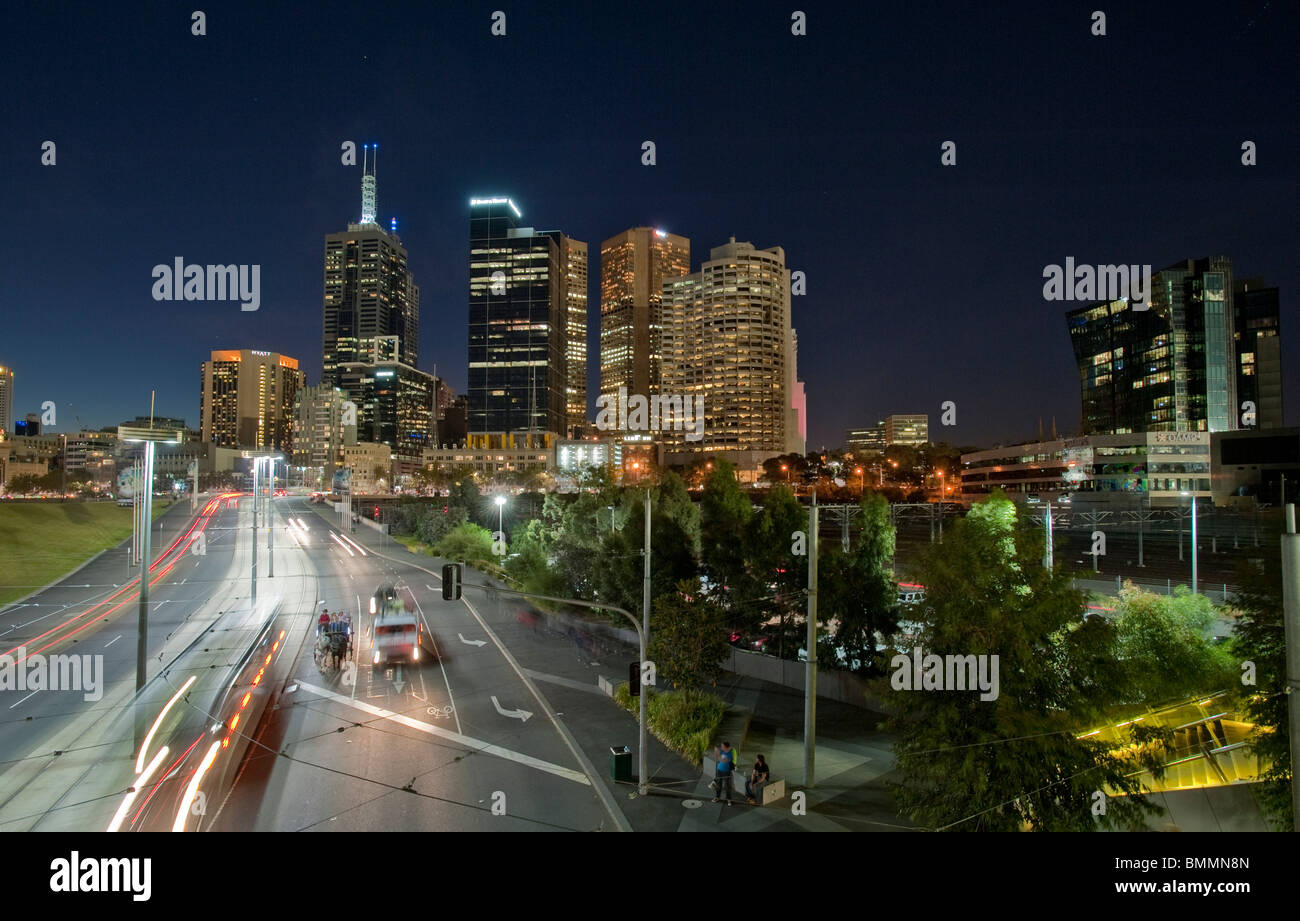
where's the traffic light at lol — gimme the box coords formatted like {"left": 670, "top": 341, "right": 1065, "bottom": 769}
{"left": 628, "top": 661, "right": 640, "bottom": 696}
{"left": 442, "top": 563, "right": 462, "bottom": 601}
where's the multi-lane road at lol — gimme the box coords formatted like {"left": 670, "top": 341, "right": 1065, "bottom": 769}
{"left": 0, "top": 494, "right": 626, "bottom": 832}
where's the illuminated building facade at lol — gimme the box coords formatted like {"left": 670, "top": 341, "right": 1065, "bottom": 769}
{"left": 323, "top": 148, "right": 420, "bottom": 388}
{"left": 598, "top": 227, "right": 690, "bottom": 429}
{"left": 659, "top": 238, "right": 798, "bottom": 467}
{"left": 337, "top": 360, "right": 435, "bottom": 463}
{"left": 467, "top": 198, "right": 567, "bottom": 435}
{"left": 200, "top": 349, "right": 304, "bottom": 452}
{"left": 1067, "top": 256, "right": 1280, "bottom": 434}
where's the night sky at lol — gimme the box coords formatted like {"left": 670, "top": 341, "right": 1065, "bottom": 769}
{"left": 5, "top": 0, "right": 1296, "bottom": 451}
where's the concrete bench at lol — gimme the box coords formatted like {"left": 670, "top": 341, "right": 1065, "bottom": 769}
{"left": 753, "top": 778, "right": 785, "bottom": 805}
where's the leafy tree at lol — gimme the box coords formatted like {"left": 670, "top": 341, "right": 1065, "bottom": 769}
{"left": 699, "top": 460, "right": 752, "bottom": 605}
{"left": 1112, "top": 582, "right": 1235, "bottom": 705}
{"left": 648, "top": 582, "right": 731, "bottom": 699}
{"left": 594, "top": 487, "right": 700, "bottom": 615}
{"left": 887, "top": 491, "right": 1166, "bottom": 831}
{"left": 504, "top": 519, "right": 567, "bottom": 598}
{"left": 819, "top": 492, "right": 897, "bottom": 674}
{"left": 6, "top": 473, "right": 41, "bottom": 494}
{"left": 1231, "top": 554, "right": 1292, "bottom": 830}
{"left": 743, "top": 485, "right": 807, "bottom": 654}
{"left": 432, "top": 521, "right": 496, "bottom": 567}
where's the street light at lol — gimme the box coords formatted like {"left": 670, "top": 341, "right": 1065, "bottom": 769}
{"left": 117, "top": 425, "right": 183, "bottom": 693}
{"left": 855, "top": 466, "right": 865, "bottom": 494}
{"left": 494, "top": 494, "right": 506, "bottom": 538}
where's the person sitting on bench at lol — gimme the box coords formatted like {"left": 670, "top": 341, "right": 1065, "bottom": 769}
{"left": 745, "top": 754, "right": 770, "bottom": 804}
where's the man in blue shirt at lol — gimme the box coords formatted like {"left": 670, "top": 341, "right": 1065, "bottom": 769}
{"left": 712, "top": 741, "right": 735, "bottom": 805}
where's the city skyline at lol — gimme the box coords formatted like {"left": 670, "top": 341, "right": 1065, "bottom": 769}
{"left": 4, "top": 1, "right": 1296, "bottom": 452}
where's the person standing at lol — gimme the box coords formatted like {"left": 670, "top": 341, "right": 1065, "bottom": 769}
{"left": 712, "top": 741, "right": 735, "bottom": 805}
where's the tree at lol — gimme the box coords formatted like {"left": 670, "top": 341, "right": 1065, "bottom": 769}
{"left": 594, "top": 486, "right": 700, "bottom": 615}
{"left": 1231, "top": 554, "right": 1291, "bottom": 830}
{"left": 648, "top": 582, "right": 731, "bottom": 699}
{"left": 887, "top": 491, "right": 1166, "bottom": 831}
{"left": 1112, "top": 582, "right": 1235, "bottom": 705}
{"left": 699, "top": 460, "right": 752, "bottom": 605}
{"left": 743, "top": 485, "right": 807, "bottom": 654}
{"left": 819, "top": 492, "right": 896, "bottom": 674}
{"left": 6, "top": 474, "right": 41, "bottom": 495}
{"left": 432, "top": 521, "right": 496, "bottom": 567}
{"left": 504, "top": 519, "right": 567, "bottom": 598}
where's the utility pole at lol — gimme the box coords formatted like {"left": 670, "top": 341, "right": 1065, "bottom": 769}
{"left": 804, "top": 491, "right": 818, "bottom": 788}
{"left": 1279, "top": 504, "right": 1300, "bottom": 830}
{"left": 267, "top": 458, "right": 275, "bottom": 578}
{"left": 1190, "top": 494, "right": 1198, "bottom": 595}
{"left": 251, "top": 459, "right": 258, "bottom": 604}
{"left": 134, "top": 442, "right": 155, "bottom": 690}
{"left": 640, "top": 489, "right": 651, "bottom": 797}
{"left": 1043, "top": 501, "right": 1054, "bottom": 570}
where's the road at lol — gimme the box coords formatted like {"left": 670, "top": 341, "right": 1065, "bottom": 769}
{"left": 211, "top": 498, "right": 616, "bottom": 831}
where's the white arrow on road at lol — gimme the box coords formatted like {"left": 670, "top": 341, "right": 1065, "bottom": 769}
{"left": 426, "top": 584, "right": 439, "bottom": 591}
{"left": 491, "top": 696, "right": 532, "bottom": 723}
{"left": 393, "top": 664, "right": 405, "bottom": 693}
{"left": 458, "top": 633, "right": 486, "bottom": 647}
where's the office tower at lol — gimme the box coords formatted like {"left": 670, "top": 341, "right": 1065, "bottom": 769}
{"left": 1235, "top": 278, "right": 1283, "bottom": 429}
{"left": 337, "top": 358, "right": 436, "bottom": 462}
{"left": 467, "top": 197, "right": 567, "bottom": 434}
{"left": 787, "top": 328, "right": 807, "bottom": 455}
{"left": 884, "top": 414, "right": 929, "bottom": 446}
{"left": 199, "top": 349, "right": 305, "bottom": 451}
{"left": 598, "top": 228, "right": 691, "bottom": 417}
{"left": 660, "top": 238, "right": 793, "bottom": 463}
{"left": 1068, "top": 256, "right": 1279, "bottom": 434}
{"left": 559, "top": 237, "right": 588, "bottom": 436}
{"left": 322, "top": 146, "right": 420, "bottom": 388}
{"left": 845, "top": 422, "right": 886, "bottom": 455}
{"left": 0, "top": 365, "right": 11, "bottom": 441}
{"left": 293, "top": 384, "right": 357, "bottom": 478}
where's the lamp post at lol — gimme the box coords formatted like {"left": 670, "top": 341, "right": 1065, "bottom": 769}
{"left": 117, "top": 425, "right": 183, "bottom": 694}
{"left": 856, "top": 466, "right": 865, "bottom": 494}
{"left": 494, "top": 494, "right": 506, "bottom": 539}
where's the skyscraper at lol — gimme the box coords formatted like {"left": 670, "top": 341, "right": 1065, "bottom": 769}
{"left": 322, "top": 146, "right": 420, "bottom": 389}
{"left": 337, "top": 358, "right": 436, "bottom": 463}
{"left": 660, "top": 238, "right": 798, "bottom": 466}
{"left": 0, "top": 365, "right": 12, "bottom": 441}
{"left": 1067, "top": 256, "right": 1280, "bottom": 434}
{"left": 467, "top": 198, "right": 567, "bottom": 435}
{"left": 599, "top": 227, "right": 690, "bottom": 415}
{"left": 1235, "top": 278, "right": 1283, "bottom": 429}
{"left": 200, "top": 349, "right": 305, "bottom": 451}
{"left": 292, "top": 384, "right": 356, "bottom": 480}
{"left": 562, "top": 237, "right": 589, "bottom": 435}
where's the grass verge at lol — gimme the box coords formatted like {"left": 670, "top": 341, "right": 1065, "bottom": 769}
{"left": 0, "top": 500, "right": 172, "bottom": 605}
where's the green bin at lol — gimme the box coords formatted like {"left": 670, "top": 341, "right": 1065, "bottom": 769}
{"left": 609, "top": 745, "right": 632, "bottom": 782}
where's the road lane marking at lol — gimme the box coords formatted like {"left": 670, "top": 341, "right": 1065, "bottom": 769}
{"left": 7, "top": 690, "right": 39, "bottom": 709}
{"left": 294, "top": 680, "right": 589, "bottom": 786}
{"left": 522, "top": 669, "right": 605, "bottom": 696}
{"left": 104, "top": 635, "right": 122, "bottom": 648}
{"left": 403, "top": 585, "right": 461, "bottom": 735}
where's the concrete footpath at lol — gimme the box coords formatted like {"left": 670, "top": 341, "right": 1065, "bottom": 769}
{"left": 428, "top": 557, "right": 913, "bottom": 832}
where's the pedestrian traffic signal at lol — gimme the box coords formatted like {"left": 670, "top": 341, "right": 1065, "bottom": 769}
{"left": 629, "top": 661, "right": 640, "bottom": 696}
{"left": 442, "top": 563, "right": 461, "bottom": 601}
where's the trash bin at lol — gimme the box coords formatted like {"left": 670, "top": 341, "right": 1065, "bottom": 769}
{"left": 609, "top": 745, "right": 632, "bottom": 782}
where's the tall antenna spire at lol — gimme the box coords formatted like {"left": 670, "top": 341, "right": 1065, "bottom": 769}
{"left": 360, "top": 143, "right": 378, "bottom": 224}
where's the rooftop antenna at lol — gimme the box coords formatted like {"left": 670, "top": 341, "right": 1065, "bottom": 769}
{"left": 361, "top": 143, "right": 378, "bottom": 224}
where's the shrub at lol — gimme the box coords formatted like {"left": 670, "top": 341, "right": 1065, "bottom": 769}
{"left": 613, "top": 683, "right": 726, "bottom": 765}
